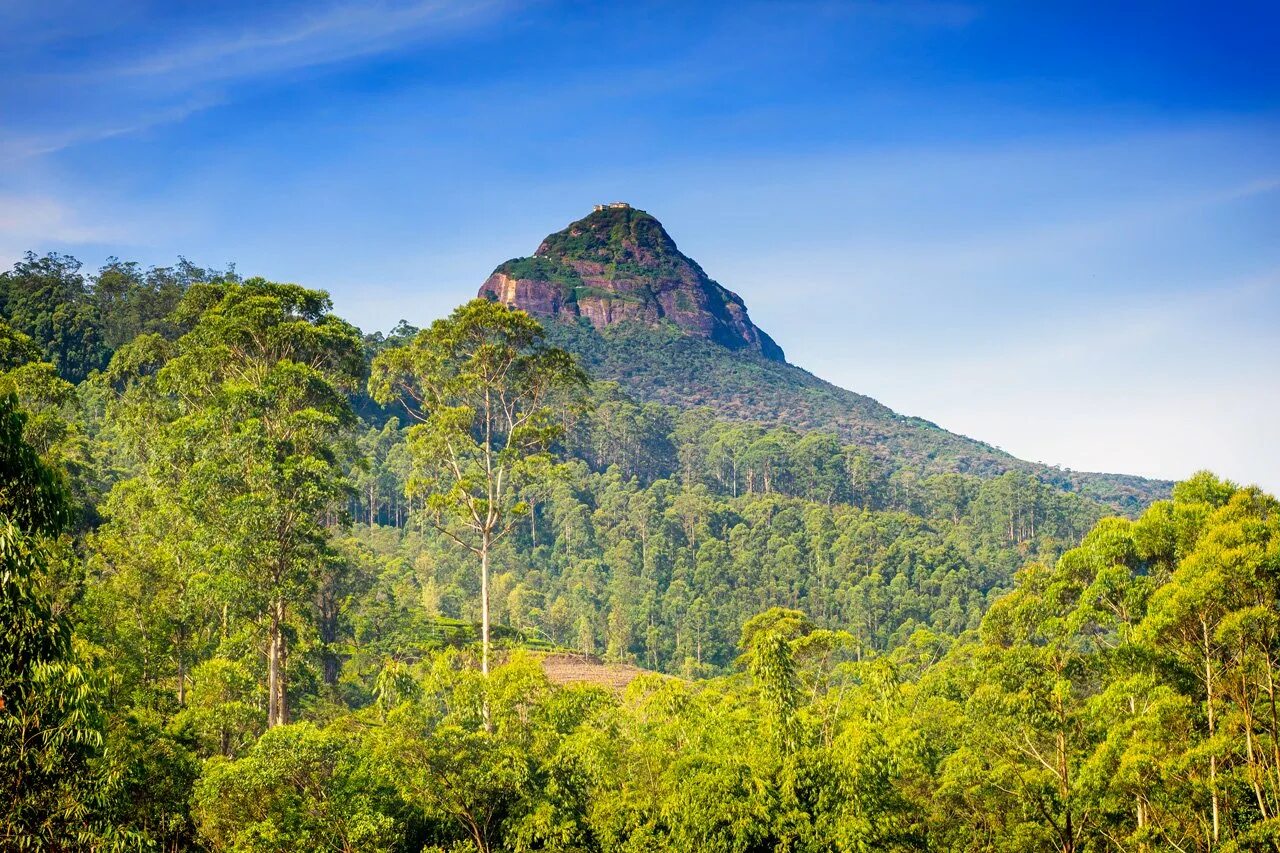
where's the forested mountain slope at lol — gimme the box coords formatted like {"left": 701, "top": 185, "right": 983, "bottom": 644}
{"left": 3, "top": 253, "right": 1276, "bottom": 851}
{"left": 479, "top": 205, "right": 1172, "bottom": 513}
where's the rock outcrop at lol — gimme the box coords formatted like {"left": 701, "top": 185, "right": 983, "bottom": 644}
{"left": 478, "top": 204, "right": 785, "bottom": 362}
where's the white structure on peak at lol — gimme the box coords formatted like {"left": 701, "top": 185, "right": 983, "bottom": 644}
{"left": 592, "top": 202, "right": 631, "bottom": 211}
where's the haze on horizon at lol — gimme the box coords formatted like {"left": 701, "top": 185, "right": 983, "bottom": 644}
{"left": 1, "top": 0, "right": 1277, "bottom": 491}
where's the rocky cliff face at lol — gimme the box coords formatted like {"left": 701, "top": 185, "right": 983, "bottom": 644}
{"left": 478, "top": 204, "right": 785, "bottom": 362}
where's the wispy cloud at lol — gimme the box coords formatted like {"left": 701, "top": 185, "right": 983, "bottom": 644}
{"left": 0, "top": 95, "right": 226, "bottom": 161}
{"left": 108, "top": 0, "right": 512, "bottom": 85}
{"left": 0, "top": 0, "right": 517, "bottom": 162}
{"left": 838, "top": 171, "right": 1280, "bottom": 283}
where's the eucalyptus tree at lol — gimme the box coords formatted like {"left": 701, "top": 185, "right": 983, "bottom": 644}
{"left": 369, "top": 298, "right": 587, "bottom": 681}
{"left": 103, "top": 279, "right": 363, "bottom": 726}
{"left": 1137, "top": 474, "right": 1280, "bottom": 848}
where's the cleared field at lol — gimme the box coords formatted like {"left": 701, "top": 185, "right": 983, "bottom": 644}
{"left": 536, "top": 653, "right": 648, "bottom": 691}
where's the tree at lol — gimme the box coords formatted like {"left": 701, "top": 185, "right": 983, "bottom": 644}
{"left": 952, "top": 556, "right": 1100, "bottom": 853}
{"left": 793, "top": 432, "right": 847, "bottom": 505}
{"left": 381, "top": 719, "right": 530, "bottom": 853}
{"left": 179, "top": 657, "right": 263, "bottom": 757}
{"left": 0, "top": 394, "right": 107, "bottom": 847}
{"left": 741, "top": 607, "right": 811, "bottom": 754}
{"left": 91, "top": 256, "right": 229, "bottom": 351}
{"left": 0, "top": 392, "right": 69, "bottom": 533}
{"left": 0, "top": 322, "right": 99, "bottom": 524}
{"left": 0, "top": 320, "right": 43, "bottom": 372}
{"left": 1137, "top": 474, "right": 1280, "bottom": 849}
{"left": 105, "top": 279, "right": 364, "bottom": 727}
{"left": 0, "top": 252, "right": 108, "bottom": 382}
{"left": 86, "top": 476, "right": 215, "bottom": 706}
{"left": 369, "top": 299, "right": 586, "bottom": 684}
{"left": 194, "top": 723, "right": 400, "bottom": 852}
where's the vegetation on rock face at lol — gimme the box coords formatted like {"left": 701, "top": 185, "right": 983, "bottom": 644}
{"left": 2, "top": 249, "right": 1269, "bottom": 851}
{"left": 494, "top": 257, "right": 582, "bottom": 291}
{"left": 535, "top": 205, "right": 690, "bottom": 277}
{"left": 479, "top": 205, "right": 787, "bottom": 362}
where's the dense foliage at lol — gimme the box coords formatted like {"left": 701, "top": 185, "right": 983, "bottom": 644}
{"left": 0, "top": 253, "right": 234, "bottom": 383}
{"left": 1, "top": 252, "right": 1274, "bottom": 851}
{"left": 344, "top": 420, "right": 1105, "bottom": 673}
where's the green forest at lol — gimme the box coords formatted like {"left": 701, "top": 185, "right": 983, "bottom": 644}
{"left": 3, "top": 252, "right": 1279, "bottom": 851}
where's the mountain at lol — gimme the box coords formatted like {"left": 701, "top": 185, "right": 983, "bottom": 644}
{"left": 478, "top": 204, "right": 1172, "bottom": 512}
{"left": 478, "top": 203, "right": 784, "bottom": 361}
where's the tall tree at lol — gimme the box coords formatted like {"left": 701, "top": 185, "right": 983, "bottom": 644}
{"left": 105, "top": 279, "right": 363, "bottom": 727}
{"left": 741, "top": 607, "right": 811, "bottom": 754}
{"left": 369, "top": 299, "right": 586, "bottom": 684}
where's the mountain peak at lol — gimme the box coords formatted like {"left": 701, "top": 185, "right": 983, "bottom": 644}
{"left": 478, "top": 205, "right": 785, "bottom": 362}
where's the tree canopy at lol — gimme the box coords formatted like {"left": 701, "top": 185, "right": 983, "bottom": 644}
{"left": 0, "top": 251, "right": 1272, "bottom": 851}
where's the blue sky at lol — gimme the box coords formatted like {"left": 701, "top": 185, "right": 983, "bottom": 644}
{"left": 2, "top": 0, "right": 1278, "bottom": 490}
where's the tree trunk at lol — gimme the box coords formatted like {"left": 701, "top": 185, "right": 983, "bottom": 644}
{"left": 267, "top": 619, "right": 279, "bottom": 727}
{"left": 481, "top": 538, "right": 492, "bottom": 732}
{"left": 481, "top": 543, "right": 491, "bottom": 677}
{"left": 267, "top": 598, "right": 288, "bottom": 727}
{"left": 176, "top": 641, "right": 185, "bottom": 706}
{"left": 278, "top": 599, "right": 289, "bottom": 725}
{"left": 1203, "top": 620, "right": 1219, "bottom": 847}
{"left": 1128, "top": 694, "right": 1148, "bottom": 852}
{"left": 1057, "top": 689, "right": 1075, "bottom": 853}
{"left": 1240, "top": 651, "right": 1270, "bottom": 819}
{"left": 319, "top": 585, "right": 340, "bottom": 687}
{"left": 1264, "top": 653, "right": 1280, "bottom": 807}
